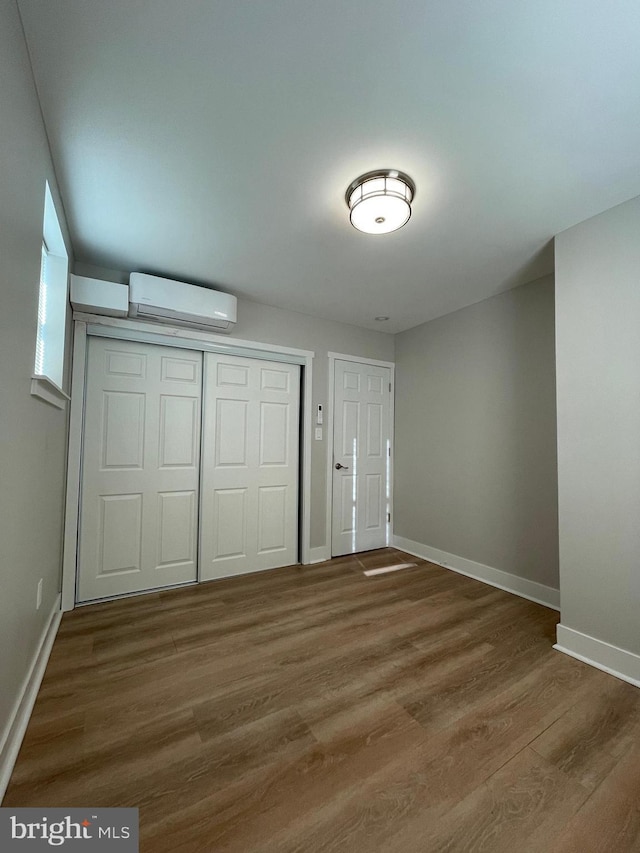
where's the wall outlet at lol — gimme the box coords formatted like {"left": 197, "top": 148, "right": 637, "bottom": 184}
{"left": 36, "top": 578, "right": 43, "bottom": 610}
{"left": 315, "top": 427, "right": 323, "bottom": 440}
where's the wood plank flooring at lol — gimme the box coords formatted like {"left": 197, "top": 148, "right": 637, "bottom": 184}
{"left": 5, "top": 548, "right": 640, "bottom": 851}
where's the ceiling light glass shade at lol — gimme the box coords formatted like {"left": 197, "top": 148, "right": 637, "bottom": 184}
{"left": 346, "top": 170, "right": 416, "bottom": 234}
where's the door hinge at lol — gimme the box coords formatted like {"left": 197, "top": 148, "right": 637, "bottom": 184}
{"left": 388, "top": 446, "right": 391, "bottom": 457}
{"left": 389, "top": 382, "right": 392, "bottom": 393}
{"left": 387, "top": 512, "right": 391, "bottom": 522}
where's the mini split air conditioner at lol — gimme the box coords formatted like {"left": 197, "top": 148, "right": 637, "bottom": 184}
{"left": 129, "top": 272, "right": 237, "bottom": 333}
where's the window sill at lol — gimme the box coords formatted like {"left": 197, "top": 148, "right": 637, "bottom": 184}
{"left": 31, "top": 375, "right": 70, "bottom": 409}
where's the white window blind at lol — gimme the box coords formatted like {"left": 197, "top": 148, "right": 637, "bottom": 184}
{"left": 32, "top": 182, "right": 68, "bottom": 392}
{"left": 34, "top": 242, "right": 49, "bottom": 377}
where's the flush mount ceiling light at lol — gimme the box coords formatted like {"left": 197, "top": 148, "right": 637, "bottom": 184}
{"left": 346, "top": 169, "right": 416, "bottom": 234}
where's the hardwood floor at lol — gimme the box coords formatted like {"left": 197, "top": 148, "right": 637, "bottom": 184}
{"left": 5, "top": 549, "right": 640, "bottom": 851}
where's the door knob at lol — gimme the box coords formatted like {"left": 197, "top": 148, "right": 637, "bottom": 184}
{"left": 335, "top": 462, "right": 349, "bottom": 470}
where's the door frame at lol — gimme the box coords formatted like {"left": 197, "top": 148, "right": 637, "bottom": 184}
{"left": 62, "top": 314, "right": 314, "bottom": 611}
{"left": 326, "top": 352, "right": 395, "bottom": 558}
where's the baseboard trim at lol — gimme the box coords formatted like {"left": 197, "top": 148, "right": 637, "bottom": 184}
{"left": 554, "top": 624, "right": 640, "bottom": 689}
{"left": 393, "top": 535, "right": 560, "bottom": 611}
{"left": 0, "top": 594, "right": 62, "bottom": 803}
{"left": 307, "top": 546, "right": 331, "bottom": 565}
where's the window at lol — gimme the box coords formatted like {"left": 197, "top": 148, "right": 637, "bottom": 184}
{"left": 31, "top": 182, "right": 69, "bottom": 408}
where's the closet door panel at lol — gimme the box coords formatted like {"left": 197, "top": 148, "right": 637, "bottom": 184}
{"left": 78, "top": 338, "right": 202, "bottom": 601}
{"left": 200, "top": 354, "right": 300, "bottom": 580}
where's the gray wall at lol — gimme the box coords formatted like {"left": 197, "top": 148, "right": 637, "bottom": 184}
{"left": 0, "top": 1, "right": 72, "bottom": 761}
{"left": 233, "top": 299, "right": 395, "bottom": 548}
{"left": 74, "top": 263, "right": 395, "bottom": 549}
{"left": 555, "top": 195, "right": 640, "bottom": 655}
{"left": 394, "top": 275, "right": 559, "bottom": 588}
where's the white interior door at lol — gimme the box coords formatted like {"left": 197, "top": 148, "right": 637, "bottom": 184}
{"left": 331, "top": 359, "right": 392, "bottom": 556}
{"left": 78, "top": 338, "right": 202, "bottom": 601}
{"left": 200, "top": 353, "right": 300, "bottom": 580}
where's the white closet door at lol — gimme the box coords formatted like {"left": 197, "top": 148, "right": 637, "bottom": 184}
{"left": 200, "top": 353, "right": 300, "bottom": 580}
{"left": 78, "top": 338, "right": 202, "bottom": 602}
{"left": 332, "top": 359, "right": 392, "bottom": 556}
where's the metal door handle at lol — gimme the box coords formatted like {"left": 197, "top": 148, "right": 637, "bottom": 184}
{"left": 335, "top": 463, "right": 349, "bottom": 470}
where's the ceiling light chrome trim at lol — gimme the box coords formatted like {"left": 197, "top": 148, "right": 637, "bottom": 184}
{"left": 345, "top": 170, "right": 416, "bottom": 205}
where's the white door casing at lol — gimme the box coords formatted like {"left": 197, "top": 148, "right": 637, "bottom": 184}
{"left": 200, "top": 353, "right": 300, "bottom": 580}
{"left": 78, "top": 338, "right": 202, "bottom": 601}
{"left": 331, "top": 359, "right": 392, "bottom": 556}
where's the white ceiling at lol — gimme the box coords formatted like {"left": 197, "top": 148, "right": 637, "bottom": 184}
{"left": 18, "top": 0, "right": 640, "bottom": 333}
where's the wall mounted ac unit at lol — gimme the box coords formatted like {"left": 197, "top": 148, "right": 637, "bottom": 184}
{"left": 129, "top": 273, "right": 237, "bottom": 333}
